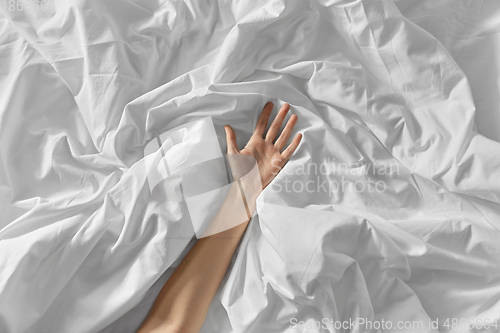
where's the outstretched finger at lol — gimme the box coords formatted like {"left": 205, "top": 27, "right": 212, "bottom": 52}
{"left": 275, "top": 114, "right": 298, "bottom": 150}
{"left": 265, "top": 103, "right": 290, "bottom": 142}
{"left": 282, "top": 133, "right": 302, "bottom": 161}
{"left": 225, "top": 125, "right": 239, "bottom": 154}
{"left": 254, "top": 102, "right": 273, "bottom": 137}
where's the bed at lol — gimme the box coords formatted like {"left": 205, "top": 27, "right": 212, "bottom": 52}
{"left": 1, "top": 0, "right": 499, "bottom": 332}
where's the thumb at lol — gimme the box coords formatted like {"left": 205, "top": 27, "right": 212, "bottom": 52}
{"left": 224, "top": 125, "right": 239, "bottom": 154}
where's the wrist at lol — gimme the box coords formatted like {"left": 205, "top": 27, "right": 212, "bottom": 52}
{"left": 198, "top": 180, "right": 255, "bottom": 238}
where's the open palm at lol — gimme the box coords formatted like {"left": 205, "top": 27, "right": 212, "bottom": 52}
{"left": 224, "top": 102, "right": 302, "bottom": 189}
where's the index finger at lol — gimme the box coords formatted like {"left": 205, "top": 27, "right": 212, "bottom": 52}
{"left": 254, "top": 102, "right": 273, "bottom": 137}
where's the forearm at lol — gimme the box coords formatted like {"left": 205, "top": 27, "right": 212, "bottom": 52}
{"left": 138, "top": 222, "right": 248, "bottom": 333}
{"left": 138, "top": 181, "right": 257, "bottom": 333}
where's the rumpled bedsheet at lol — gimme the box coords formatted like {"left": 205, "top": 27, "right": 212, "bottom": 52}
{"left": 1, "top": 0, "right": 499, "bottom": 332}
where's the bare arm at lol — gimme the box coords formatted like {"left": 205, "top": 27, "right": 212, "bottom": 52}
{"left": 138, "top": 102, "right": 302, "bottom": 333}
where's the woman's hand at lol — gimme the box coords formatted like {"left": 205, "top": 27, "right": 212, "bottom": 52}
{"left": 224, "top": 102, "right": 302, "bottom": 189}
{"left": 138, "top": 102, "right": 302, "bottom": 333}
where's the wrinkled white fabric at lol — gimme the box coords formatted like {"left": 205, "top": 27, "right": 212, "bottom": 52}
{"left": 395, "top": 0, "right": 500, "bottom": 143}
{"left": 0, "top": 0, "right": 500, "bottom": 332}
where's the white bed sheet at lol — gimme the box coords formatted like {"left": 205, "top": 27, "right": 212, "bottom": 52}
{"left": 1, "top": 0, "right": 500, "bottom": 332}
{"left": 395, "top": 0, "right": 500, "bottom": 143}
